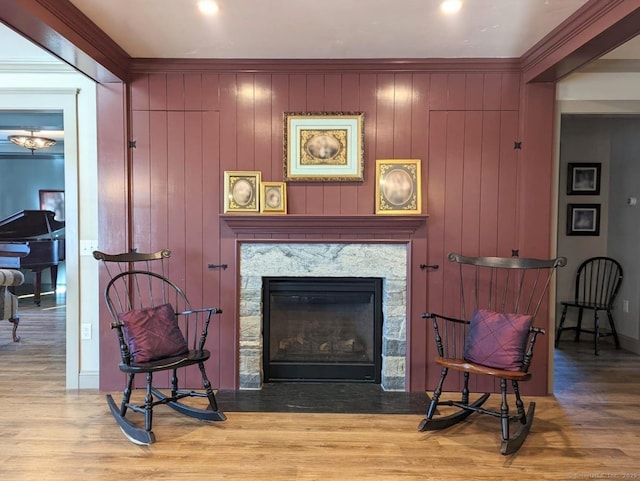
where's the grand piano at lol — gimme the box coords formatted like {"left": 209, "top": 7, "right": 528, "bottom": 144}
{"left": 0, "top": 210, "right": 65, "bottom": 306}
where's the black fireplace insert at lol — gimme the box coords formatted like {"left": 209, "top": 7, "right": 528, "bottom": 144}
{"left": 262, "top": 277, "right": 383, "bottom": 383}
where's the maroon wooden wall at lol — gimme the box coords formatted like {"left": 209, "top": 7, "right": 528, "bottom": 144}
{"left": 97, "top": 63, "right": 555, "bottom": 394}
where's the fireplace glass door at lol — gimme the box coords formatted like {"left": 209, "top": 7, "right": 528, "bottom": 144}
{"left": 263, "top": 277, "right": 382, "bottom": 383}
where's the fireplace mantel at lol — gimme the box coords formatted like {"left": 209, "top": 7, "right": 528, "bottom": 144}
{"left": 221, "top": 214, "right": 427, "bottom": 236}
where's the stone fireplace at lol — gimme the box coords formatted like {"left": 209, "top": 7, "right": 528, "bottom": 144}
{"left": 238, "top": 242, "right": 407, "bottom": 391}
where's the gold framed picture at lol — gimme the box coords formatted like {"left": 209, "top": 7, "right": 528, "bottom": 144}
{"left": 260, "top": 182, "right": 287, "bottom": 214}
{"left": 223, "top": 171, "right": 261, "bottom": 213}
{"left": 284, "top": 111, "right": 364, "bottom": 182}
{"left": 375, "top": 159, "right": 422, "bottom": 214}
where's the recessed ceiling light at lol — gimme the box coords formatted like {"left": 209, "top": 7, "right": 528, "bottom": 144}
{"left": 198, "top": 0, "right": 219, "bottom": 16}
{"left": 440, "top": 0, "right": 463, "bottom": 15}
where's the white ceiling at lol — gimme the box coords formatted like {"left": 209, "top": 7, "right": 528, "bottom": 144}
{"left": 1, "top": 0, "right": 639, "bottom": 157}
{"left": 67, "top": 0, "right": 594, "bottom": 59}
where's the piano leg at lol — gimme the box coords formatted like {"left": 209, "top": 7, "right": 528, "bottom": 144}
{"left": 24, "top": 265, "right": 58, "bottom": 306}
{"left": 32, "top": 268, "right": 43, "bottom": 306}
{"left": 50, "top": 265, "right": 58, "bottom": 292}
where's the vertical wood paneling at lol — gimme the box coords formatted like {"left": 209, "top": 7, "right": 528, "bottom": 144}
{"left": 183, "top": 111, "right": 204, "bottom": 387}
{"left": 184, "top": 74, "right": 203, "bottom": 111}
{"left": 500, "top": 72, "right": 521, "bottom": 111}
{"left": 465, "top": 74, "right": 484, "bottom": 110}
{"left": 407, "top": 73, "right": 430, "bottom": 389}
{"left": 219, "top": 74, "right": 240, "bottom": 388}
{"left": 97, "top": 82, "right": 129, "bottom": 392}
{"left": 411, "top": 74, "right": 430, "bottom": 206}
{"left": 149, "top": 111, "right": 169, "bottom": 249}
{"left": 305, "top": 74, "right": 326, "bottom": 216}
{"left": 237, "top": 74, "right": 256, "bottom": 172}
{"left": 166, "top": 74, "right": 185, "bottom": 111}
{"left": 130, "top": 74, "right": 149, "bottom": 111}
{"left": 127, "top": 126, "right": 158, "bottom": 410}
{"left": 286, "top": 75, "right": 308, "bottom": 217}
{"left": 166, "top": 112, "right": 187, "bottom": 285}
{"left": 429, "top": 73, "right": 448, "bottom": 110}
{"left": 479, "top": 111, "right": 501, "bottom": 254}
{"left": 184, "top": 111, "right": 204, "bottom": 307}
{"left": 482, "top": 73, "right": 502, "bottom": 110}
{"left": 149, "top": 74, "right": 167, "bottom": 110}
{"left": 393, "top": 73, "right": 413, "bottom": 159}
{"left": 254, "top": 74, "right": 272, "bottom": 181}
{"left": 202, "top": 73, "right": 220, "bottom": 111}
{"left": 497, "top": 110, "right": 519, "bottom": 256}
{"left": 375, "top": 73, "right": 395, "bottom": 160}
{"left": 358, "top": 74, "right": 377, "bottom": 215}
{"left": 339, "top": 74, "right": 360, "bottom": 215}
{"left": 446, "top": 74, "right": 466, "bottom": 110}
{"left": 131, "top": 110, "right": 151, "bottom": 252}
{"left": 118, "top": 68, "right": 553, "bottom": 394}
{"left": 425, "top": 111, "right": 448, "bottom": 388}
{"left": 518, "top": 82, "right": 556, "bottom": 396}
{"left": 461, "top": 111, "right": 483, "bottom": 256}
{"left": 443, "top": 112, "right": 465, "bottom": 254}
{"left": 271, "top": 75, "right": 288, "bottom": 182}
{"left": 202, "top": 111, "right": 221, "bottom": 388}
{"left": 519, "top": 82, "right": 555, "bottom": 258}
{"left": 323, "top": 74, "right": 343, "bottom": 215}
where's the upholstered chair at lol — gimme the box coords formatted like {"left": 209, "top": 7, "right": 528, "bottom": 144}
{"left": 0, "top": 269, "right": 25, "bottom": 342}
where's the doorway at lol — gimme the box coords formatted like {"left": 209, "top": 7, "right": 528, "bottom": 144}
{"left": 0, "top": 86, "right": 97, "bottom": 389}
{"left": 555, "top": 114, "right": 640, "bottom": 363}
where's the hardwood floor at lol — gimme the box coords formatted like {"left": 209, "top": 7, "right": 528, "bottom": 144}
{"left": 1, "top": 295, "right": 638, "bottom": 480}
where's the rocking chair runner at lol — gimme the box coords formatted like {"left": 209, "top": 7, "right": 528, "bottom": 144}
{"left": 419, "top": 253, "right": 566, "bottom": 455}
{"left": 94, "top": 249, "right": 226, "bottom": 445}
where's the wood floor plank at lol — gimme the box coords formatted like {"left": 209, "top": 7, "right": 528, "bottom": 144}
{"left": 0, "top": 294, "right": 638, "bottom": 480}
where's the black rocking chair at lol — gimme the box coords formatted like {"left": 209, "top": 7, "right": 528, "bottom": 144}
{"left": 419, "top": 253, "right": 566, "bottom": 455}
{"left": 94, "top": 249, "right": 226, "bottom": 445}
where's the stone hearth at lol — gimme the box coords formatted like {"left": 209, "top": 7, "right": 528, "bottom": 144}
{"left": 239, "top": 242, "right": 408, "bottom": 391}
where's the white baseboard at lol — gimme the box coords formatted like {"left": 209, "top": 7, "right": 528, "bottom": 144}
{"left": 619, "top": 335, "right": 640, "bottom": 355}
{"left": 78, "top": 371, "right": 99, "bottom": 389}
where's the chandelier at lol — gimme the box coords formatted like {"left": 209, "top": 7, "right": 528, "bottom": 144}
{"left": 8, "top": 131, "right": 56, "bottom": 154}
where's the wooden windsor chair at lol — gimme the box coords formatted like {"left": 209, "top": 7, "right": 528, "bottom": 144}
{"left": 555, "top": 256, "right": 622, "bottom": 355}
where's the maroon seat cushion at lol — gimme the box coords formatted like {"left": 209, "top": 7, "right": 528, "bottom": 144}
{"left": 463, "top": 309, "right": 533, "bottom": 371}
{"left": 119, "top": 303, "right": 189, "bottom": 363}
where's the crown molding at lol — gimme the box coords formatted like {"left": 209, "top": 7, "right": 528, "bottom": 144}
{"left": 129, "top": 58, "right": 521, "bottom": 75}
{"left": 0, "top": 60, "right": 76, "bottom": 74}
{"left": 521, "top": 0, "right": 640, "bottom": 82}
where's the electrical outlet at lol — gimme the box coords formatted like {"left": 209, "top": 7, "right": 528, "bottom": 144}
{"left": 81, "top": 323, "right": 92, "bottom": 340}
{"left": 623, "top": 300, "right": 629, "bottom": 313}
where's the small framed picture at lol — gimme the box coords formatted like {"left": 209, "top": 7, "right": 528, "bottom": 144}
{"left": 567, "top": 204, "right": 600, "bottom": 236}
{"left": 375, "top": 159, "right": 422, "bottom": 214}
{"left": 567, "top": 163, "right": 601, "bottom": 195}
{"left": 39, "top": 189, "right": 65, "bottom": 221}
{"left": 223, "top": 171, "right": 261, "bottom": 213}
{"left": 260, "top": 182, "right": 287, "bottom": 214}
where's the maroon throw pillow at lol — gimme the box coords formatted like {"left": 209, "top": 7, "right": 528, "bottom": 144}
{"left": 119, "top": 303, "right": 188, "bottom": 363}
{"left": 463, "top": 309, "right": 533, "bottom": 371}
